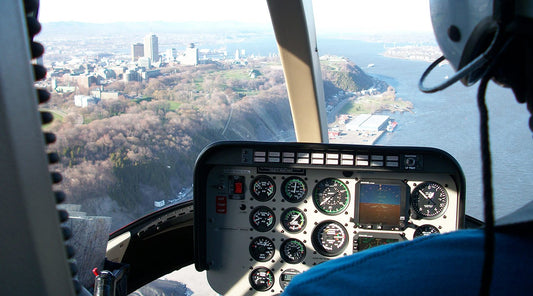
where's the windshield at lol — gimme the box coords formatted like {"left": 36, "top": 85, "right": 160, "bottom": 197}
{"left": 39, "top": 0, "right": 532, "bottom": 228}
{"left": 39, "top": 0, "right": 292, "bottom": 229}
{"left": 313, "top": 0, "right": 533, "bottom": 221}
{"left": 38, "top": 0, "right": 533, "bottom": 293}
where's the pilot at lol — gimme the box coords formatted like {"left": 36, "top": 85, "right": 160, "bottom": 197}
{"left": 282, "top": 1, "right": 533, "bottom": 295}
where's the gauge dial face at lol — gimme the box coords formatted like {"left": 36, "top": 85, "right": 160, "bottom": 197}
{"left": 411, "top": 182, "right": 449, "bottom": 218}
{"left": 313, "top": 178, "right": 350, "bottom": 215}
{"left": 279, "top": 269, "right": 301, "bottom": 290}
{"left": 311, "top": 221, "right": 349, "bottom": 257}
{"left": 281, "top": 208, "right": 306, "bottom": 233}
{"left": 250, "top": 206, "right": 276, "bottom": 232}
{"left": 249, "top": 236, "right": 275, "bottom": 262}
{"left": 282, "top": 177, "right": 307, "bottom": 203}
{"left": 280, "top": 238, "right": 306, "bottom": 264}
{"left": 249, "top": 267, "right": 275, "bottom": 291}
{"left": 413, "top": 224, "right": 440, "bottom": 238}
{"left": 251, "top": 176, "right": 276, "bottom": 201}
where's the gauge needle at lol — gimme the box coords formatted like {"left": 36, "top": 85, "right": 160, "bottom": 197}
{"left": 420, "top": 191, "right": 436, "bottom": 205}
{"left": 320, "top": 192, "right": 335, "bottom": 205}
{"left": 290, "top": 215, "right": 299, "bottom": 225}
{"left": 291, "top": 184, "right": 297, "bottom": 193}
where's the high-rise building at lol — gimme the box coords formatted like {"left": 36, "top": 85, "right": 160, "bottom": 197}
{"left": 182, "top": 43, "right": 198, "bottom": 66}
{"left": 144, "top": 34, "right": 159, "bottom": 63}
{"left": 131, "top": 43, "right": 144, "bottom": 62}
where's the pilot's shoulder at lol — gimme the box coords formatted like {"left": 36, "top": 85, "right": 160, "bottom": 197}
{"left": 282, "top": 229, "right": 533, "bottom": 296}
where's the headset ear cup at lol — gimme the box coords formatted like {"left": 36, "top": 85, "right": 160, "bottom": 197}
{"left": 458, "top": 18, "right": 498, "bottom": 85}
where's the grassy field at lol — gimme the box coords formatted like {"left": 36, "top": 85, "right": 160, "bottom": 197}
{"left": 167, "top": 101, "right": 181, "bottom": 111}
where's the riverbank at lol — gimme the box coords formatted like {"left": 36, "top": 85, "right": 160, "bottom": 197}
{"left": 329, "top": 114, "right": 394, "bottom": 145}
{"left": 330, "top": 129, "right": 385, "bottom": 145}
{"left": 382, "top": 45, "right": 444, "bottom": 63}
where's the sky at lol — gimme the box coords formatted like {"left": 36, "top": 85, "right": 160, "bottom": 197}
{"left": 39, "top": 0, "right": 433, "bottom": 33}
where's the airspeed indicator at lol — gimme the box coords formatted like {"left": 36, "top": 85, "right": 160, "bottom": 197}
{"left": 313, "top": 178, "right": 350, "bottom": 215}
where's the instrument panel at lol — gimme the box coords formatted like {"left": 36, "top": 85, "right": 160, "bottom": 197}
{"left": 194, "top": 142, "right": 465, "bottom": 295}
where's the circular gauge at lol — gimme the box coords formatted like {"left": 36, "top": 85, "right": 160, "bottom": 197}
{"left": 411, "top": 182, "right": 449, "bottom": 218}
{"left": 280, "top": 208, "right": 306, "bottom": 233}
{"left": 249, "top": 267, "right": 275, "bottom": 291}
{"left": 413, "top": 224, "right": 440, "bottom": 238}
{"left": 280, "top": 238, "right": 306, "bottom": 264}
{"left": 251, "top": 176, "right": 276, "bottom": 201}
{"left": 279, "top": 269, "right": 301, "bottom": 289}
{"left": 249, "top": 236, "right": 275, "bottom": 262}
{"left": 313, "top": 178, "right": 350, "bottom": 215}
{"left": 250, "top": 206, "right": 276, "bottom": 232}
{"left": 311, "top": 221, "right": 349, "bottom": 257}
{"left": 282, "top": 177, "right": 307, "bottom": 202}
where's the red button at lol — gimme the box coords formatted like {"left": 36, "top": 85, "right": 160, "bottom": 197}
{"left": 234, "top": 182, "right": 243, "bottom": 194}
{"left": 216, "top": 196, "right": 227, "bottom": 214}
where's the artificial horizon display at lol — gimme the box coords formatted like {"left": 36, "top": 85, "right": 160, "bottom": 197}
{"left": 355, "top": 180, "right": 409, "bottom": 230}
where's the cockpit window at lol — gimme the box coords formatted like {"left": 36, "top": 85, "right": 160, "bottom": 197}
{"left": 38, "top": 0, "right": 532, "bottom": 231}
{"left": 38, "top": 0, "right": 289, "bottom": 230}
{"left": 313, "top": 0, "right": 533, "bottom": 221}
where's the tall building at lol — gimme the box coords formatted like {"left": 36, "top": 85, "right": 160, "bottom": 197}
{"left": 131, "top": 43, "right": 144, "bottom": 62}
{"left": 144, "top": 34, "right": 159, "bottom": 63}
{"left": 182, "top": 43, "right": 198, "bottom": 66}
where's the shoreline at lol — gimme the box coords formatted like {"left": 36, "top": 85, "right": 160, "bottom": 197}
{"left": 330, "top": 129, "right": 385, "bottom": 145}
{"left": 382, "top": 45, "right": 444, "bottom": 63}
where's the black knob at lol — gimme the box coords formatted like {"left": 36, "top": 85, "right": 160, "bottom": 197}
{"left": 54, "top": 191, "right": 66, "bottom": 204}
{"left": 44, "top": 132, "right": 56, "bottom": 144}
{"left": 58, "top": 209, "right": 69, "bottom": 223}
{"left": 51, "top": 172, "right": 62, "bottom": 184}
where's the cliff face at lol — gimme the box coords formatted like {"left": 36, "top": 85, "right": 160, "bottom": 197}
{"left": 322, "top": 58, "right": 388, "bottom": 98}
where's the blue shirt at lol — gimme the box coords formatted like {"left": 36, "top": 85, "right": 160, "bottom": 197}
{"left": 282, "top": 228, "right": 533, "bottom": 295}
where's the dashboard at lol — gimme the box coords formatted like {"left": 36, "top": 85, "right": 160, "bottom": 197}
{"left": 194, "top": 142, "right": 465, "bottom": 295}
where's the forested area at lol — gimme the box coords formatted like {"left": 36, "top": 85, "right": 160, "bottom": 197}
{"left": 46, "top": 57, "right": 385, "bottom": 228}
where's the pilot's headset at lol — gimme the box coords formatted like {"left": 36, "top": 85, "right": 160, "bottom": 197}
{"left": 419, "top": 1, "right": 533, "bottom": 295}
{"left": 420, "top": 0, "right": 533, "bottom": 130}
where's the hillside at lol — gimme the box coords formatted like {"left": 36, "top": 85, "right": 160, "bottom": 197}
{"left": 46, "top": 57, "right": 391, "bottom": 228}
{"left": 321, "top": 56, "right": 389, "bottom": 97}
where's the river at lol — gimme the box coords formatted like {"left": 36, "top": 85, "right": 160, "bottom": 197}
{"left": 318, "top": 38, "right": 533, "bottom": 221}
{"left": 227, "top": 37, "right": 533, "bottom": 221}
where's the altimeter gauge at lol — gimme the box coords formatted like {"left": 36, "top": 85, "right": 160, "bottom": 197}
{"left": 411, "top": 181, "right": 449, "bottom": 218}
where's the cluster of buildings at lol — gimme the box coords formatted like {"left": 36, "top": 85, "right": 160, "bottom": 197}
{"left": 74, "top": 90, "right": 120, "bottom": 108}
{"left": 45, "top": 34, "right": 207, "bottom": 107}
{"left": 37, "top": 32, "right": 265, "bottom": 108}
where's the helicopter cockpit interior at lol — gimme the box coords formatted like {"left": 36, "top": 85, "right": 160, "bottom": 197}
{"left": 1, "top": 0, "right": 532, "bottom": 295}
{"left": 193, "top": 141, "right": 466, "bottom": 294}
